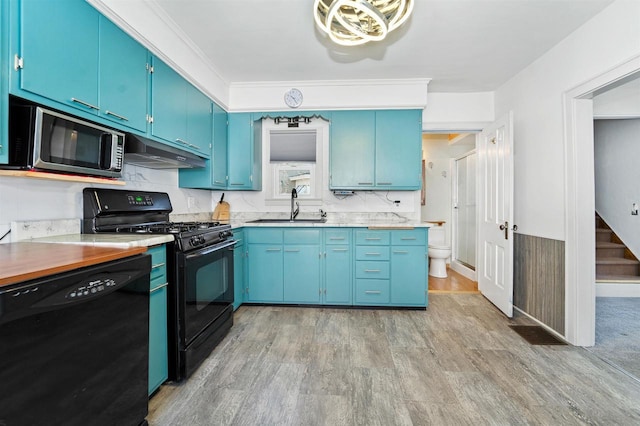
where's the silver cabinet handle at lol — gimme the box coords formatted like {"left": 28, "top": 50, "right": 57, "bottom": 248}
{"left": 151, "top": 262, "right": 166, "bottom": 269}
{"left": 377, "top": 182, "right": 392, "bottom": 185}
{"left": 401, "top": 237, "right": 417, "bottom": 240}
{"left": 266, "top": 248, "right": 282, "bottom": 252}
{"left": 105, "top": 110, "right": 129, "bottom": 121}
{"left": 150, "top": 282, "right": 168, "bottom": 293}
{"left": 365, "top": 252, "right": 381, "bottom": 256}
{"left": 364, "top": 269, "right": 381, "bottom": 273}
{"left": 176, "top": 138, "right": 201, "bottom": 150}
{"left": 393, "top": 250, "right": 408, "bottom": 254}
{"left": 329, "top": 237, "right": 345, "bottom": 240}
{"left": 365, "top": 237, "right": 381, "bottom": 241}
{"left": 332, "top": 248, "right": 348, "bottom": 252}
{"left": 71, "top": 97, "right": 99, "bottom": 110}
{"left": 365, "top": 290, "right": 381, "bottom": 294}
{"left": 358, "top": 182, "right": 373, "bottom": 185}
{"left": 214, "top": 180, "right": 225, "bottom": 184}
{"left": 284, "top": 249, "right": 300, "bottom": 252}
{"left": 229, "top": 183, "right": 245, "bottom": 186}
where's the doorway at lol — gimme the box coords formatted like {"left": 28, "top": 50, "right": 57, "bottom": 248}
{"left": 452, "top": 150, "right": 477, "bottom": 280}
{"left": 564, "top": 54, "right": 640, "bottom": 346}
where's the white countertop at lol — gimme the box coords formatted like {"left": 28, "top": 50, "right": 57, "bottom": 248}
{"left": 233, "top": 221, "right": 433, "bottom": 229}
{"left": 30, "top": 233, "right": 174, "bottom": 248}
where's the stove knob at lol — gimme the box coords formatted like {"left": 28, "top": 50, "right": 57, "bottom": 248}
{"left": 199, "top": 236, "right": 206, "bottom": 245}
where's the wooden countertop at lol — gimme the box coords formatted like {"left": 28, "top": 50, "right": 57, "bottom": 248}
{"left": 0, "top": 242, "right": 147, "bottom": 288}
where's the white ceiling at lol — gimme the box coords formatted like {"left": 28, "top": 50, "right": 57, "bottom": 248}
{"left": 151, "top": 0, "right": 614, "bottom": 92}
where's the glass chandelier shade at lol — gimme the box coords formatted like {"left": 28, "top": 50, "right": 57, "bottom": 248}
{"left": 314, "top": 0, "right": 414, "bottom": 46}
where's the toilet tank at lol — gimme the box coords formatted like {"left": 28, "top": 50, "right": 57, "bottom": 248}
{"left": 429, "top": 226, "right": 446, "bottom": 245}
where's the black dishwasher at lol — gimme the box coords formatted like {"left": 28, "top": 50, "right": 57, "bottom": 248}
{"left": 0, "top": 254, "right": 151, "bottom": 426}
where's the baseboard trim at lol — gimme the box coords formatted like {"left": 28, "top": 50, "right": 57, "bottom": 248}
{"left": 513, "top": 306, "right": 569, "bottom": 344}
{"left": 450, "top": 261, "right": 477, "bottom": 281}
{"left": 595, "top": 282, "right": 640, "bottom": 297}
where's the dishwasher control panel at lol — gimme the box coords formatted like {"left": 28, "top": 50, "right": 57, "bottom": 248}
{"left": 67, "top": 277, "right": 119, "bottom": 299}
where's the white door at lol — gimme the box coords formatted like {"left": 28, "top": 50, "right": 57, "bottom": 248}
{"left": 477, "top": 113, "right": 514, "bottom": 317}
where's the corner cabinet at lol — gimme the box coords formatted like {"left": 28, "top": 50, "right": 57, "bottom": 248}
{"left": 147, "top": 244, "right": 169, "bottom": 396}
{"left": 330, "top": 109, "right": 423, "bottom": 190}
{"left": 179, "top": 102, "right": 227, "bottom": 189}
{"left": 227, "top": 113, "right": 262, "bottom": 190}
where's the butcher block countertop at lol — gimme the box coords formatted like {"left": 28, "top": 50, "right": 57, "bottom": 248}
{"left": 0, "top": 242, "right": 147, "bottom": 288}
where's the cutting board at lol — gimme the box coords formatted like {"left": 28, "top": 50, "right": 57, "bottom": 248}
{"left": 212, "top": 193, "right": 230, "bottom": 224}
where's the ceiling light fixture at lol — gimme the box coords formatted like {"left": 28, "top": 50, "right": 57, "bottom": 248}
{"left": 314, "top": 0, "right": 414, "bottom": 46}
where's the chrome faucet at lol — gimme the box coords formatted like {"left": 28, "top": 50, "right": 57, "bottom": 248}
{"left": 290, "top": 188, "right": 299, "bottom": 221}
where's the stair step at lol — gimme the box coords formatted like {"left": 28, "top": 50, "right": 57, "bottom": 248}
{"left": 596, "top": 257, "right": 640, "bottom": 276}
{"left": 596, "top": 274, "right": 640, "bottom": 283}
{"left": 596, "top": 229, "right": 613, "bottom": 242}
{"left": 596, "top": 242, "right": 626, "bottom": 258}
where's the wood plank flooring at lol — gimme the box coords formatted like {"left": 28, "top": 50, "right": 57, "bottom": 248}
{"left": 428, "top": 268, "right": 478, "bottom": 293}
{"left": 148, "top": 295, "right": 640, "bottom": 425}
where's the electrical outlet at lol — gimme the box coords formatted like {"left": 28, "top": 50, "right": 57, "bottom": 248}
{"left": 187, "top": 196, "right": 195, "bottom": 209}
{"left": 632, "top": 203, "right": 639, "bottom": 216}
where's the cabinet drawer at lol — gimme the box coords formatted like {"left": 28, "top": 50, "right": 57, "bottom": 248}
{"left": 355, "top": 279, "right": 390, "bottom": 304}
{"left": 284, "top": 229, "right": 321, "bottom": 245}
{"left": 391, "top": 230, "right": 426, "bottom": 246}
{"left": 247, "top": 228, "right": 283, "bottom": 244}
{"left": 150, "top": 273, "right": 167, "bottom": 292}
{"left": 356, "top": 261, "right": 390, "bottom": 279}
{"left": 355, "top": 230, "right": 390, "bottom": 245}
{"left": 325, "top": 229, "right": 351, "bottom": 245}
{"left": 355, "top": 246, "right": 390, "bottom": 261}
{"left": 148, "top": 245, "right": 166, "bottom": 280}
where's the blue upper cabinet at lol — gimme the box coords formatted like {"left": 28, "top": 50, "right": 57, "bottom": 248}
{"left": 375, "top": 110, "right": 422, "bottom": 189}
{"left": 330, "top": 110, "right": 376, "bottom": 189}
{"left": 179, "top": 102, "right": 227, "bottom": 189}
{"left": 98, "top": 16, "right": 148, "bottom": 133}
{"left": 0, "top": 0, "right": 9, "bottom": 164}
{"left": 227, "top": 113, "right": 261, "bottom": 190}
{"left": 329, "top": 109, "right": 422, "bottom": 190}
{"left": 151, "top": 57, "right": 187, "bottom": 148}
{"left": 15, "top": 0, "right": 100, "bottom": 112}
{"left": 150, "top": 57, "right": 211, "bottom": 158}
{"left": 185, "top": 83, "right": 212, "bottom": 155}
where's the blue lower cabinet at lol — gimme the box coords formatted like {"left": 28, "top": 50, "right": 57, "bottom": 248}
{"left": 233, "top": 230, "right": 245, "bottom": 310}
{"left": 247, "top": 244, "right": 283, "bottom": 302}
{"left": 324, "top": 245, "right": 352, "bottom": 304}
{"left": 390, "top": 246, "right": 427, "bottom": 306}
{"left": 355, "top": 279, "right": 390, "bottom": 305}
{"left": 283, "top": 245, "right": 321, "bottom": 303}
{"left": 147, "top": 244, "right": 168, "bottom": 395}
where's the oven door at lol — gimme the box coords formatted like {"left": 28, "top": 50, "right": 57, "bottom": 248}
{"left": 177, "top": 239, "right": 235, "bottom": 346}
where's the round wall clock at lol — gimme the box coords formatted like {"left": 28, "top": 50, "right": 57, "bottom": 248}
{"left": 284, "top": 88, "right": 303, "bottom": 108}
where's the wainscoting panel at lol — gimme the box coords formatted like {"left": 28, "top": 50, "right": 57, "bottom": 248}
{"left": 514, "top": 233, "right": 565, "bottom": 335}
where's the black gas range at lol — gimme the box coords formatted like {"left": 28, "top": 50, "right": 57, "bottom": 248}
{"left": 82, "top": 188, "right": 235, "bottom": 382}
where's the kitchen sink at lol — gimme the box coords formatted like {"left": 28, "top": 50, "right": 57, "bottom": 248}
{"left": 247, "top": 218, "right": 327, "bottom": 224}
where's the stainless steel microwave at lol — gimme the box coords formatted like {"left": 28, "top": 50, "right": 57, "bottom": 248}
{"left": 6, "top": 98, "right": 125, "bottom": 178}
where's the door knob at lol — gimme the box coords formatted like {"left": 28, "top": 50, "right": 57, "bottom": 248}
{"left": 499, "top": 221, "right": 508, "bottom": 240}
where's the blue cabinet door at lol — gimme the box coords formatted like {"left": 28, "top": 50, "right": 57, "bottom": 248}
{"left": 247, "top": 244, "right": 283, "bottom": 302}
{"left": 329, "top": 110, "right": 375, "bottom": 189}
{"left": 0, "top": 0, "right": 8, "bottom": 164}
{"left": 151, "top": 57, "right": 187, "bottom": 147}
{"left": 375, "top": 110, "right": 422, "bottom": 189}
{"left": 390, "top": 245, "right": 427, "bottom": 306}
{"left": 149, "top": 280, "right": 168, "bottom": 395}
{"left": 227, "top": 113, "right": 255, "bottom": 189}
{"left": 324, "top": 245, "right": 352, "bottom": 304}
{"left": 233, "top": 231, "right": 245, "bottom": 310}
{"left": 212, "top": 103, "right": 228, "bottom": 188}
{"left": 17, "top": 0, "right": 99, "bottom": 112}
{"left": 185, "top": 83, "right": 212, "bottom": 156}
{"left": 284, "top": 245, "right": 321, "bottom": 303}
{"left": 98, "top": 16, "right": 148, "bottom": 132}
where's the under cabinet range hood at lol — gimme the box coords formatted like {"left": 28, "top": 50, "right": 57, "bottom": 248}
{"left": 124, "top": 134, "right": 206, "bottom": 169}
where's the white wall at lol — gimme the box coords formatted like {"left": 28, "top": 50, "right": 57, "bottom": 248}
{"left": 421, "top": 134, "right": 476, "bottom": 245}
{"left": 594, "top": 118, "right": 640, "bottom": 257}
{"left": 422, "top": 92, "right": 494, "bottom": 131}
{"left": 593, "top": 78, "right": 640, "bottom": 118}
{"left": 494, "top": 0, "right": 640, "bottom": 241}
{"left": 0, "top": 165, "right": 213, "bottom": 243}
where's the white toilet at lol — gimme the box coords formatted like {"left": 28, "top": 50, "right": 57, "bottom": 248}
{"left": 428, "top": 226, "right": 452, "bottom": 278}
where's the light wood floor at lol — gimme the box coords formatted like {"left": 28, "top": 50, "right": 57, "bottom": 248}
{"left": 428, "top": 268, "right": 478, "bottom": 293}
{"left": 148, "top": 295, "right": 640, "bottom": 425}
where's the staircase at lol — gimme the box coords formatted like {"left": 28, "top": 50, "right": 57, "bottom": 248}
{"left": 596, "top": 213, "right": 640, "bottom": 282}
